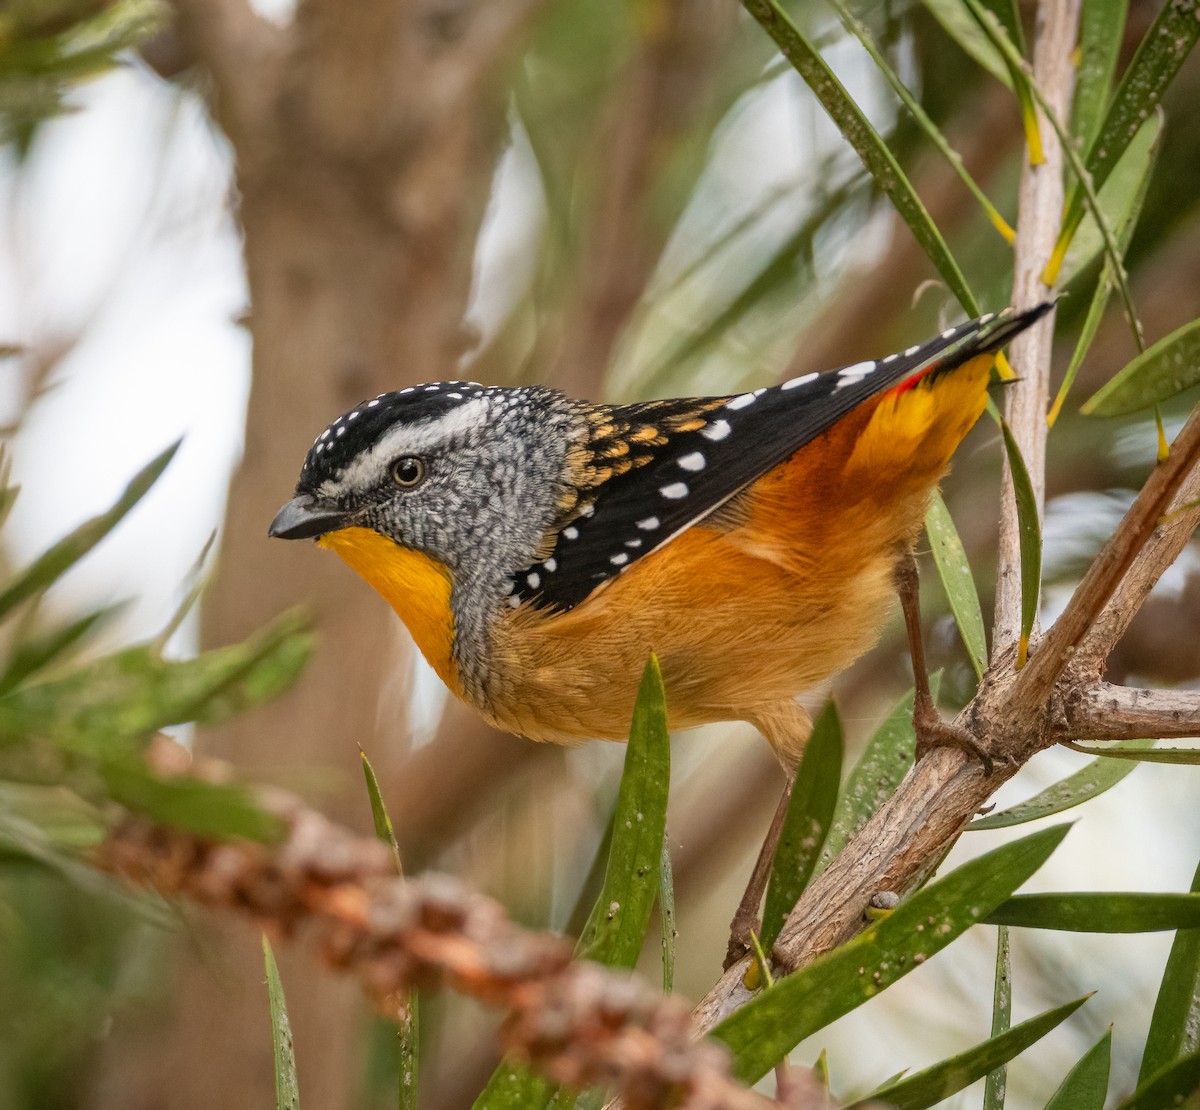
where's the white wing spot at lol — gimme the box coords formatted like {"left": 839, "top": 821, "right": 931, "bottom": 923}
{"left": 563, "top": 526, "right": 579, "bottom": 540}
{"left": 660, "top": 482, "right": 689, "bottom": 500}
{"left": 544, "top": 557, "right": 557, "bottom": 572}
{"left": 979, "top": 312, "right": 995, "bottom": 324}
{"left": 637, "top": 516, "right": 660, "bottom": 530}
{"left": 882, "top": 354, "right": 898, "bottom": 364}
{"left": 508, "top": 595, "right": 521, "bottom": 608}
{"left": 580, "top": 503, "right": 595, "bottom": 517}
{"left": 702, "top": 419, "right": 731, "bottom": 441}
{"left": 677, "top": 451, "right": 706, "bottom": 472}
{"left": 527, "top": 572, "right": 540, "bottom": 589}
{"left": 835, "top": 361, "right": 876, "bottom": 391}
{"left": 782, "top": 372, "right": 818, "bottom": 390}
{"left": 941, "top": 328, "right": 957, "bottom": 339}
{"left": 625, "top": 538, "right": 642, "bottom": 548}
{"left": 610, "top": 553, "right": 629, "bottom": 566}
{"left": 905, "top": 345, "right": 921, "bottom": 356}
{"left": 726, "top": 392, "right": 758, "bottom": 410}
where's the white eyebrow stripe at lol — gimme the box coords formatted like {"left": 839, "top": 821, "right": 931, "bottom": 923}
{"left": 323, "top": 395, "right": 492, "bottom": 495}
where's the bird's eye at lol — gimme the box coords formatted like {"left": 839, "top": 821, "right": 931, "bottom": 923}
{"left": 390, "top": 456, "right": 426, "bottom": 488}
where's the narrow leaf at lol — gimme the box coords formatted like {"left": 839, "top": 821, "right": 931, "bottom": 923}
{"left": 983, "top": 926, "right": 1012, "bottom": 1110}
{"left": 863, "top": 995, "right": 1090, "bottom": 1109}
{"left": 970, "top": 740, "right": 1154, "bottom": 829}
{"left": 1065, "top": 744, "right": 1200, "bottom": 765}
{"left": 999, "top": 421, "right": 1041, "bottom": 667}
{"left": 1116, "top": 1052, "right": 1200, "bottom": 1110}
{"left": 1049, "top": 120, "right": 1158, "bottom": 426}
{"left": 472, "top": 1066, "right": 554, "bottom": 1110}
{"left": 925, "top": 493, "right": 987, "bottom": 678}
{"left": 0, "top": 442, "right": 179, "bottom": 624}
{"left": 762, "top": 700, "right": 843, "bottom": 949}
{"left": 920, "top": 0, "right": 1013, "bottom": 87}
{"left": 825, "top": 0, "right": 1014, "bottom": 242}
{"left": 1140, "top": 858, "right": 1200, "bottom": 1083}
{"left": 1045, "top": 1028, "right": 1112, "bottom": 1110}
{"left": 816, "top": 684, "right": 932, "bottom": 875}
{"left": 660, "top": 834, "right": 676, "bottom": 993}
{"left": 714, "top": 825, "right": 1071, "bottom": 1084}
{"left": 742, "top": 0, "right": 982, "bottom": 316}
{"left": 103, "top": 759, "right": 286, "bottom": 843}
{"left": 987, "top": 892, "right": 1200, "bottom": 932}
{"left": 361, "top": 749, "right": 403, "bottom": 875}
{"left": 0, "top": 606, "right": 119, "bottom": 695}
{"left": 1083, "top": 316, "right": 1200, "bottom": 417}
{"left": 1072, "top": 0, "right": 1126, "bottom": 150}
{"left": 1055, "top": 0, "right": 1200, "bottom": 268}
{"left": 576, "top": 655, "right": 670, "bottom": 969}
{"left": 263, "top": 936, "right": 300, "bottom": 1110}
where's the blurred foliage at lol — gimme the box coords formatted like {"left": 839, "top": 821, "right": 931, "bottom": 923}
{"left": 0, "top": 449, "right": 311, "bottom": 1107}
{"left": 0, "top": 0, "right": 163, "bottom": 153}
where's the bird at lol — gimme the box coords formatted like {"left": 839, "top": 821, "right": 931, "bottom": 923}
{"left": 270, "top": 302, "right": 1051, "bottom": 965}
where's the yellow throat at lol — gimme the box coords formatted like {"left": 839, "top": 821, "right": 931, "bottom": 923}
{"left": 318, "top": 527, "right": 459, "bottom": 694}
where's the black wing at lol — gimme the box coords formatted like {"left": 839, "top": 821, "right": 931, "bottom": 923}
{"left": 513, "top": 305, "right": 1049, "bottom": 613}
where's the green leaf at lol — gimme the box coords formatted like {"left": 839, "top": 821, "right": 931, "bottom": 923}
{"left": 741, "top": 0, "right": 981, "bottom": 317}
{"left": 1055, "top": 0, "right": 1200, "bottom": 267}
{"left": 1071, "top": 0, "right": 1127, "bottom": 150}
{"left": 999, "top": 421, "right": 1041, "bottom": 667}
{"left": 1045, "top": 1027, "right": 1112, "bottom": 1110}
{"left": 761, "top": 700, "right": 843, "bottom": 949}
{"left": 1061, "top": 113, "right": 1162, "bottom": 290}
{"left": 713, "top": 824, "right": 1070, "bottom": 1084}
{"left": 925, "top": 493, "right": 987, "bottom": 679}
{"left": 102, "top": 759, "right": 286, "bottom": 842}
{"left": 920, "top": 0, "right": 1013, "bottom": 88}
{"left": 576, "top": 655, "right": 670, "bottom": 969}
{"left": 0, "top": 610, "right": 312, "bottom": 755}
{"left": 263, "top": 936, "right": 300, "bottom": 1110}
{"left": 1116, "top": 1052, "right": 1200, "bottom": 1110}
{"left": 983, "top": 926, "right": 1012, "bottom": 1110}
{"left": 0, "top": 442, "right": 179, "bottom": 625}
{"left": 1083, "top": 316, "right": 1200, "bottom": 417}
{"left": 816, "top": 683, "right": 931, "bottom": 876}
{"left": 1140, "top": 858, "right": 1200, "bottom": 1083}
{"left": 987, "top": 892, "right": 1200, "bottom": 932}
{"left": 472, "top": 1065, "right": 555, "bottom": 1110}
{"left": 659, "top": 833, "right": 676, "bottom": 993}
{"left": 861, "top": 995, "right": 1090, "bottom": 1109}
{"left": 361, "top": 749, "right": 403, "bottom": 875}
{"left": 1065, "top": 744, "right": 1200, "bottom": 765}
{"left": 825, "top": 0, "right": 1014, "bottom": 243}
{"left": 1049, "top": 120, "right": 1159, "bottom": 427}
{"left": 0, "top": 605, "right": 120, "bottom": 696}
{"left": 360, "top": 750, "right": 418, "bottom": 1109}
{"left": 970, "top": 740, "right": 1154, "bottom": 829}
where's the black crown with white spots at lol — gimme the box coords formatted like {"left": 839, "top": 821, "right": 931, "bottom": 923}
{"left": 298, "top": 381, "right": 493, "bottom": 493}
{"left": 510, "top": 304, "right": 1051, "bottom": 613}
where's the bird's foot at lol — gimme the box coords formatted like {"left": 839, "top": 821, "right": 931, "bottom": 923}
{"left": 913, "top": 710, "right": 1009, "bottom": 776}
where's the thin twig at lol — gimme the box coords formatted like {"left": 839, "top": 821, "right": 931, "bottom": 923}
{"left": 992, "top": 0, "right": 1081, "bottom": 650}
{"left": 1066, "top": 684, "right": 1200, "bottom": 742}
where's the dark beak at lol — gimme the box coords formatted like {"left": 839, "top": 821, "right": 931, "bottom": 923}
{"left": 268, "top": 496, "right": 355, "bottom": 540}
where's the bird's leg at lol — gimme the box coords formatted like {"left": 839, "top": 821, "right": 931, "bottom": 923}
{"left": 895, "top": 548, "right": 996, "bottom": 774}
{"left": 724, "top": 769, "right": 795, "bottom": 970}
{"left": 724, "top": 701, "right": 811, "bottom": 970}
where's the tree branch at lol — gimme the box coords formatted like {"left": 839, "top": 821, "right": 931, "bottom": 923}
{"left": 992, "top": 0, "right": 1081, "bottom": 649}
{"left": 97, "top": 779, "right": 828, "bottom": 1110}
{"left": 1066, "top": 683, "right": 1200, "bottom": 741}
{"left": 1018, "top": 405, "right": 1200, "bottom": 705}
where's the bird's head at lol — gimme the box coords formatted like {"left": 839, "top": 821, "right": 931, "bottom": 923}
{"left": 270, "top": 382, "right": 579, "bottom": 601}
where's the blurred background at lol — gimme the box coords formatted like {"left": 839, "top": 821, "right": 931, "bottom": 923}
{"left": 1, "top": 0, "right": 1198, "bottom": 1106}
